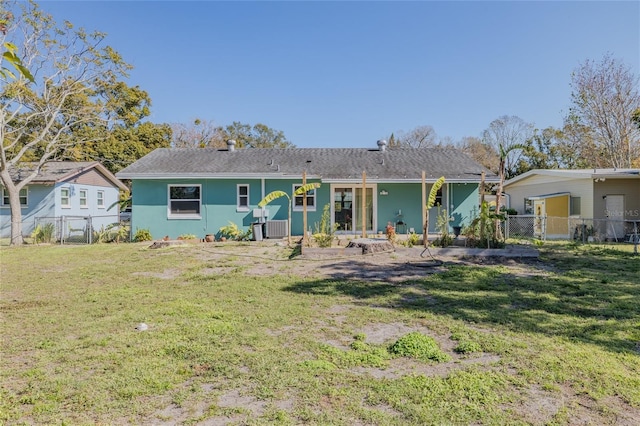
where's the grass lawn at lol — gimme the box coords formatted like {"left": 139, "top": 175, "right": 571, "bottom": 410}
{"left": 1, "top": 241, "right": 639, "bottom": 425}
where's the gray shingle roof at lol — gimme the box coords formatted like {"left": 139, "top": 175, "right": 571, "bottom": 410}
{"left": 6, "top": 161, "right": 127, "bottom": 189}
{"left": 116, "top": 147, "right": 498, "bottom": 182}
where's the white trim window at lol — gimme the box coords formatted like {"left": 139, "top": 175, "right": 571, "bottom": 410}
{"left": 61, "top": 187, "right": 70, "bottom": 208}
{"left": 168, "top": 184, "right": 201, "bottom": 219}
{"left": 1, "top": 187, "right": 28, "bottom": 207}
{"left": 237, "top": 184, "right": 249, "bottom": 212}
{"left": 293, "top": 184, "right": 316, "bottom": 211}
{"left": 79, "top": 189, "right": 88, "bottom": 208}
{"left": 97, "top": 190, "right": 105, "bottom": 208}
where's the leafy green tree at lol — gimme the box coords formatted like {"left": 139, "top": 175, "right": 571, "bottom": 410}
{"left": 220, "top": 122, "right": 294, "bottom": 148}
{"left": 1, "top": 8, "right": 34, "bottom": 82}
{"left": 0, "top": 1, "right": 136, "bottom": 245}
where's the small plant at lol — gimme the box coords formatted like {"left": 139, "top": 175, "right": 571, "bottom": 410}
{"left": 31, "top": 222, "right": 55, "bottom": 244}
{"left": 454, "top": 340, "right": 482, "bottom": 354}
{"left": 178, "top": 234, "right": 197, "bottom": 240}
{"left": 133, "top": 228, "right": 152, "bottom": 242}
{"left": 406, "top": 231, "right": 420, "bottom": 247}
{"left": 313, "top": 204, "right": 337, "bottom": 248}
{"left": 353, "top": 332, "right": 366, "bottom": 341}
{"left": 109, "top": 223, "right": 130, "bottom": 243}
{"left": 385, "top": 222, "right": 396, "bottom": 243}
{"left": 218, "top": 221, "right": 252, "bottom": 241}
{"left": 465, "top": 201, "right": 505, "bottom": 248}
{"left": 433, "top": 207, "right": 453, "bottom": 247}
{"left": 389, "top": 332, "right": 451, "bottom": 363}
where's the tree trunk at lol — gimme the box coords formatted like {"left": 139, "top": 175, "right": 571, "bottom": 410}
{"left": 0, "top": 168, "right": 25, "bottom": 245}
{"left": 494, "top": 161, "right": 505, "bottom": 241}
{"left": 423, "top": 210, "right": 430, "bottom": 247}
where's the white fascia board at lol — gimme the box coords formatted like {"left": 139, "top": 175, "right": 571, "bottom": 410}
{"left": 116, "top": 173, "right": 323, "bottom": 180}
{"left": 321, "top": 178, "right": 493, "bottom": 184}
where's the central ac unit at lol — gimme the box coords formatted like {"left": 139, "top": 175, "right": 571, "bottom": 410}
{"left": 265, "top": 220, "right": 288, "bottom": 238}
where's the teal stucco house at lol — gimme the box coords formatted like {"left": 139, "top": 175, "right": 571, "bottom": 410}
{"left": 116, "top": 140, "right": 498, "bottom": 240}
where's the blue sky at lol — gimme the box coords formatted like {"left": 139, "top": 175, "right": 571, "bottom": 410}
{"left": 39, "top": 1, "right": 639, "bottom": 148}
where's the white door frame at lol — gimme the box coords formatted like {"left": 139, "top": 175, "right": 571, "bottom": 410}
{"left": 330, "top": 183, "right": 377, "bottom": 235}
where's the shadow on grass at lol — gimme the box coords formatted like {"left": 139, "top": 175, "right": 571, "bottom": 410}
{"left": 282, "top": 248, "right": 640, "bottom": 355}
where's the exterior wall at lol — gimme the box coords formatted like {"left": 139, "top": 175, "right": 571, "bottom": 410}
{"left": 375, "top": 183, "right": 475, "bottom": 234}
{"left": 505, "top": 175, "right": 594, "bottom": 217}
{"left": 0, "top": 184, "right": 55, "bottom": 238}
{"left": 376, "top": 183, "right": 423, "bottom": 233}
{"left": 74, "top": 168, "right": 116, "bottom": 188}
{"left": 544, "top": 195, "right": 570, "bottom": 236}
{"left": 131, "top": 178, "right": 326, "bottom": 240}
{"left": 449, "top": 183, "right": 480, "bottom": 229}
{"left": 264, "top": 178, "right": 326, "bottom": 236}
{"left": 592, "top": 179, "right": 640, "bottom": 221}
{"left": 0, "top": 180, "right": 120, "bottom": 238}
{"left": 131, "top": 179, "right": 483, "bottom": 239}
{"left": 53, "top": 181, "right": 121, "bottom": 231}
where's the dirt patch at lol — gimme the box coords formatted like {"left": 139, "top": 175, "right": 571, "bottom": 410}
{"left": 182, "top": 242, "right": 545, "bottom": 284}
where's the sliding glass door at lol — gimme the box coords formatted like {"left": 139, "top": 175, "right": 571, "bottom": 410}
{"left": 333, "top": 186, "right": 374, "bottom": 233}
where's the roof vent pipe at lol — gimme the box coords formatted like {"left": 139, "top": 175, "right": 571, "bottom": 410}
{"left": 377, "top": 139, "right": 387, "bottom": 152}
{"left": 227, "top": 139, "right": 236, "bottom": 151}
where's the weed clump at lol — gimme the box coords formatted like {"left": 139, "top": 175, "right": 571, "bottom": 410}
{"left": 454, "top": 340, "right": 482, "bottom": 354}
{"left": 389, "top": 332, "right": 450, "bottom": 362}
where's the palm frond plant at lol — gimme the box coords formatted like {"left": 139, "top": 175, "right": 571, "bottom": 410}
{"left": 258, "top": 182, "right": 321, "bottom": 246}
{"left": 423, "top": 176, "right": 445, "bottom": 247}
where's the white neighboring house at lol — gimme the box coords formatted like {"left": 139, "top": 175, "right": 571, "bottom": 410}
{"left": 0, "top": 161, "right": 128, "bottom": 239}
{"left": 503, "top": 169, "right": 640, "bottom": 240}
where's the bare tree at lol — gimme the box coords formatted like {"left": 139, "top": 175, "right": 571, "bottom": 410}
{"left": 171, "top": 118, "right": 225, "bottom": 148}
{"left": 482, "top": 116, "right": 533, "bottom": 179}
{"left": 482, "top": 116, "right": 533, "bottom": 241}
{"left": 1, "top": 1, "right": 131, "bottom": 245}
{"left": 397, "top": 125, "right": 438, "bottom": 148}
{"left": 458, "top": 136, "right": 499, "bottom": 172}
{"left": 569, "top": 54, "right": 640, "bottom": 168}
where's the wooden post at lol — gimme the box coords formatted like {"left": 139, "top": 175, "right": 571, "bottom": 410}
{"left": 362, "top": 170, "right": 366, "bottom": 238}
{"left": 302, "top": 171, "right": 307, "bottom": 245}
{"left": 479, "top": 171, "right": 486, "bottom": 242}
{"left": 422, "top": 171, "right": 427, "bottom": 247}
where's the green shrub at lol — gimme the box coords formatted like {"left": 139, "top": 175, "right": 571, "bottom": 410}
{"left": 389, "top": 332, "right": 450, "bottom": 362}
{"left": 353, "top": 332, "right": 366, "bottom": 341}
{"left": 454, "top": 340, "right": 482, "bottom": 354}
{"left": 133, "top": 228, "right": 152, "bottom": 242}
{"left": 219, "top": 221, "right": 252, "bottom": 241}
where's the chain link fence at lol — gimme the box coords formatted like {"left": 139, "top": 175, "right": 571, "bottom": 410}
{"left": 32, "top": 215, "right": 122, "bottom": 244}
{"left": 505, "top": 215, "right": 640, "bottom": 245}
